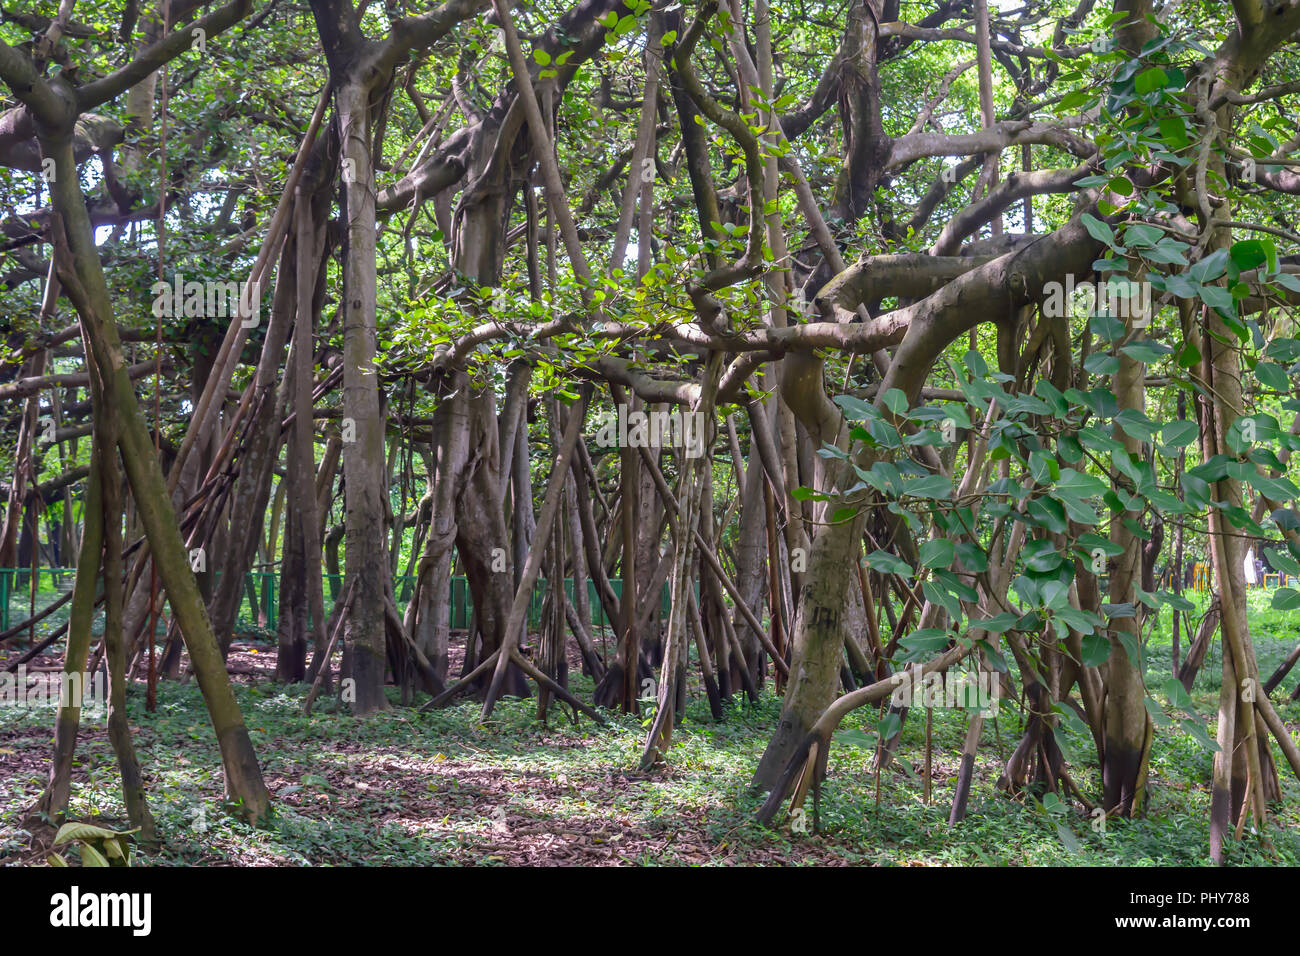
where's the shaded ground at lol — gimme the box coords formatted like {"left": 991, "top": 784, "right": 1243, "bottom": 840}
{"left": 2, "top": 595, "right": 1299, "bottom": 866}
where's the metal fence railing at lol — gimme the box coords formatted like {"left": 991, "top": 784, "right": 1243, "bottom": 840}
{"left": 0, "top": 567, "right": 78, "bottom": 640}
{"left": 0, "top": 568, "right": 671, "bottom": 638}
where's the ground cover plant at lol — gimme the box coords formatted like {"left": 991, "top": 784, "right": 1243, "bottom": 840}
{"left": 3, "top": 0, "right": 1300, "bottom": 870}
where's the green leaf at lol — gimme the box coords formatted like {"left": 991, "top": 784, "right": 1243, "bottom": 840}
{"left": 1266, "top": 547, "right": 1300, "bottom": 575}
{"left": 1057, "top": 468, "right": 1109, "bottom": 499}
{"left": 1189, "top": 249, "right": 1228, "bottom": 284}
{"left": 1253, "top": 469, "right": 1300, "bottom": 501}
{"left": 1081, "top": 633, "right": 1110, "bottom": 667}
{"left": 899, "top": 628, "right": 951, "bottom": 654}
{"left": 1144, "top": 697, "right": 1172, "bottom": 728}
{"left": 880, "top": 388, "right": 909, "bottom": 416}
{"left": 956, "top": 540, "right": 989, "bottom": 572}
{"left": 934, "top": 569, "right": 978, "bottom": 603}
{"left": 1255, "top": 361, "right": 1290, "bottom": 392}
{"left": 1273, "top": 508, "right": 1300, "bottom": 532}
{"left": 1023, "top": 539, "right": 1064, "bottom": 573}
{"left": 1181, "top": 473, "right": 1211, "bottom": 510}
{"left": 1115, "top": 408, "right": 1158, "bottom": 443}
{"left": 80, "top": 843, "right": 111, "bottom": 867}
{"left": 1057, "top": 434, "right": 1084, "bottom": 464}
{"left": 532, "top": 49, "right": 551, "bottom": 65}
{"left": 1056, "top": 605, "right": 1104, "bottom": 635}
{"left": 1161, "top": 419, "right": 1198, "bottom": 447}
{"left": 941, "top": 402, "right": 972, "bottom": 430}
{"left": 1181, "top": 717, "right": 1221, "bottom": 753}
{"left": 1060, "top": 89, "right": 1094, "bottom": 112}
{"left": 1029, "top": 451, "right": 1059, "bottom": 485}
{"left": 864, "top": 550, "right": 913, "bottom": 578}
{"left": 981, "top": 642, "right": 1010, "bottom": 673}
{"left": 1188, "top": 455, "right": 1232, "bottom": 483}
{"left": 1175, "top": 340, "right": 1201, "bottom": 368}
{"left": 1156, "top": 590, "right": 1195, "bottom": 612}
{"left": 1158, "top": 116, "right": 1189, "bottom": 150}
{"left": 1199, "top": 284, "right": 1235, "bottom": 313}
{"left": 1272, "top": 273, "right": 1300, "bottom": 295}
{"left": 902, "top": 474, "right": 953, "bottom": 499}
{"left": 1049, "top": 494, "right": 1094, "bottom": 532}
{"left": 1116, "top": 631, "right": 1141, "bottom": 669}
{"left": 1162, "top": 678, "right": 1197, "bottom": 714}
{"left": 1091, "top": 313, "right": 1127, "bottom": 341}
{"left": 1077, "top": 532, "right": 1123, "bottom": 556}
{"left": 834, "top": 395, "right": 877, "bottom": 422}
{"left": 918, "top": 538, "right": 956, "bottom": 569}
{"left": 832, "top": 728, "right": 878, "bottom": 750}
{"left": 973, "top": 611, "right": 1020, "bottom": 634}
{"left": 1084, "top": 353, "right": 1119, "bottom": 376}
{"left": 879, "top": 712, "right": 903, "bottom": 740}
{"left": 53, "top": 822, "right": 122, "bottom": 845}
{"left": 1120, "top": 340, "right": 1172, "bottom": 364}
{"left": 1135, "top": 66, "right": 1169, "bottom": 94}
{"left": 1229, "top": 238, "right": 1269, "bottom": 272}
{"left": 1272, "top": 587, "right": 1300, "bottom": 610}
{"left": 1081, "top": 212, "right": 1116, "bottom": 247}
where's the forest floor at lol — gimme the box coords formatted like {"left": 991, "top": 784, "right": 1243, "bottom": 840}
{"left": 2, "top": 596, "right": 1299, "bottom": 866}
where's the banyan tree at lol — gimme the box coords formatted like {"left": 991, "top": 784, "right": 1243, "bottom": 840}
{"left": 1, "top": 0, "right": 1299, "bottom": 864}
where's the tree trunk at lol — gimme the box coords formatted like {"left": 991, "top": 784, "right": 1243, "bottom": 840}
{"left": 49, "top": 125, "right": 270, "bottom": 823}
{"left": 337, "top": 79, "right": 390, "bottom": 715}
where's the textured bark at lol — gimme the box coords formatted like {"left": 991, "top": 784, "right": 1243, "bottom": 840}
{"left": 290, "top": 188, "right": 330, "bottom": 678}
{"left": 31, "top": 427, "right": 104, "bottom": 822}
{"left": 593, "top": 425, "right": 644, "bottom": 712}
{"left": 481, "top": 388, "right": 591, "bottom": 716}
{"left": 641, "top": 353, "right": 721, "bottom": 767}
{"left": 562, "top": 447, "right": 602, "bottom": 679}
{"left": 0, "top": 351, "right": 44, "bottom": 570}
{"left": 404, "top": 376, "right": 471, "bottom": 688}
{"left": 752, "top": 351, "right": 862, "bottom": 790}
{"left": 276, "top": 495, "right": 308, "bottom": 682}
{"left": 731, "top": 405, "right": 769, "bottom": 689}
{"left": 336, "top": 79, "right": 390, "bottom": 715}
{"left": 49, "top": 124, "right": 270, "bottom": 824}
{"left": 456, "top": 386, "right": 528, "bottom": 698}
{"left": 208, "top": 233, "right": 296, "bottom": 653}
{"left": 1101, "top": 348, "right": 1151, "bottom": 817}
{"left": 97, "top": 398, "right": 156, "bottom": 840}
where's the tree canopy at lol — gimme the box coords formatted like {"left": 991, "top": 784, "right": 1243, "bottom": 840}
{"left": 3, "top": 0, "right": 1300, "bottom": 867}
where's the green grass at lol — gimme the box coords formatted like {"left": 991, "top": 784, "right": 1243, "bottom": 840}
{"left": 1, "top": 592, "right": 1298, "bottom": 866}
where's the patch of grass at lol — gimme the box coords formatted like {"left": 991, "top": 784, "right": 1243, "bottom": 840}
{"left": 2, "top": 595, "right": 1299, "bottom": 865}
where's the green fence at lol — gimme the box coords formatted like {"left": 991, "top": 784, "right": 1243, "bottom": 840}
{"left": 0, "top": 567, "right": 78, "bottom": 638}
{"left": 249, "top": 573, "right": 667, "bottom": 632}
{"left": 1, "top": 567, "right": 674, "bottom": 637}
